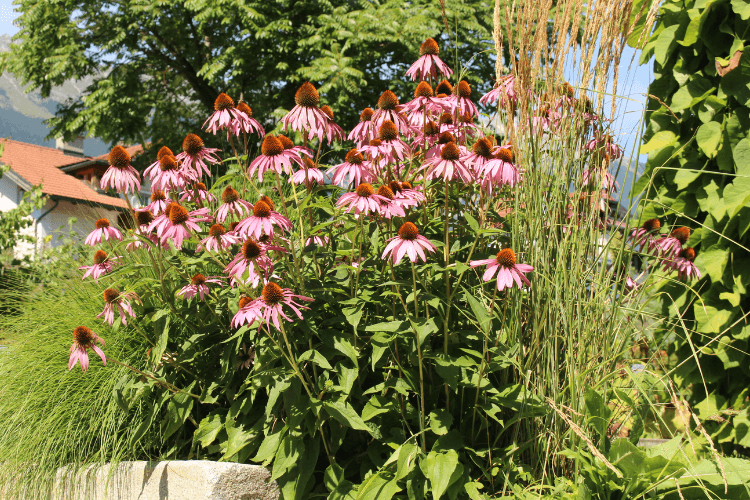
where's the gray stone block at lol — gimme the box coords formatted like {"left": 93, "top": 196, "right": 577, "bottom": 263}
{"left": 54, "top": 461, "right": 279, "bottom": 500}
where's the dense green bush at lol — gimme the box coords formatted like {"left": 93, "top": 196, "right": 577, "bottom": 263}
{"left": 634, "top": 0, "right": 750, "bottom": 453}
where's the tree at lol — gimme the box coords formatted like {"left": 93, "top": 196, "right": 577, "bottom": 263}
{"left": 1, "top": 0, "right": 495, "bottom": 151}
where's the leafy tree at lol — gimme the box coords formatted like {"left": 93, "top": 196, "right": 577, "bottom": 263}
{"left": 1, "top": 0, "right": 495, "bottom": 151}
{"left": 633, "top": 0, "right": 750, "bottom": 452}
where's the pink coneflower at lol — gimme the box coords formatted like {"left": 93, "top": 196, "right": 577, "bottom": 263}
{"left": 582, "top": 165, "right": 617, "bottom": 192}
{"left": 177, "top": 273, "right": 224, "bottom": 300}
{"left": 652, "top": 227, "right": 691, "bottom": 258}
{"left": 382, "top": 222, "right": 436, "bottom": 265}
{"left": 328, "top": 149, "right": 376, "bottom": 187}
{"left": 375, "top": 185, "right": 406, "bottom": 219}
{"left": 406, "top": 38, "right": 453, "bottom": 81}
{"left": 230, "top": 282, "right": 313, "bottom": 331}
{"left": 444, "top": 80, "right": 479, "bottom": 118}
{"left": 281, "top": 82, "right": 332, "bottom": 143}
{"left": 143, "top": 146, "right": 175, "bottom": 179}
{"left": 100, "top": 146, "right": 141, "bottom": 194}
{"left": 371, "top": 91, "right": 412, "bottom": 138}
{"left": 176, "top": 133, "right": 221, "bottom": 179}
{"left": 305, "top": 234, "right": 329, "bottom": 247}
{"left": 386, "top": 181, "right": 420, "bottom": 209}
{"left": 133, "top": 210, "right": 154, "bottom": 233}
{"left": 425, "top": 131, "right": 459, "bottom": 160}
{"left": 180, "top": 182, "right": 216, "bottom": 205}
{"left": 453, "top": 112, "right": 482, "bottom": 143}
{"left": 319, "top": 105, "right": 346, "bottom": 143}
{"left": 96, "top": 288, "right": 138, "bottom": 326}
{"left": 80, "top": 250, "right": 119, "bottom": 280}
{"left": 482, "top": 146, "right": 520, "bottom": 189}
{"left": 413, "top": 120, "right": 442, "bottom": 149}
{"left": 233, "top": 102, "right": 265, "bottom": 137}
{"left": 348, "top": 108, "right": 376, "bottom": 145}
{"left": 402, "top": 82, "right": 448, "bottom": 127}
{"left": 248, "top": 135, "right": 305, "bottom": 182}
{"left": 197, "top": 223, "right": 239, "bottom": 252}
{"left": 235, "top": 199, "right": 293, "bottom": 240}
{"left": 420, "top": 141, "right": 472, "bottom": 183}
{"left": 462, "top": 137, "right": 496, "bottom": 178}
{"left": 147, "top": 202, "right": 176, "bottom": 237}
{"left": 225, "top": 239, "right": 276, "bottom": 287}
{"left": 159, "top": 203, "right": 207, "bottom": 249}
{"left": 471, "top": 248, "right": 533, "bottom": 291}
{"left": 68, "top": 326, "right": 106, "bottom": 372}
{"left": 236, "top": 343, "right": 255, "bottom": 370}
{"left": 662, "top": 247, "right": 701, "bottom": 281}
{"left": 360, "top": 121, "right": 411, "bottom": 167}
{"left": 336, "top": 183, "right": 391, "bottom": 216}
{"left": 144, "top": 190, "right": 173, "bottom": 215}
{"left": 277, "top": 134, "right": 313, "bottom": 159}
{"left": 215, "top": 186, "right": 253, "bottom": 223}
{"left": 85, "top": 218, "right": 123, "bottom": 246}
{"left": 291, "top": 158, "right": 325, "bottom": 187}
{"left": 585, "top": 131, "right": 623, "bottom": 160}
{"left": 149, "top": 154, "right": 188, "bottom": 192}
{"left": 479, "top": 75, "right": 518, "bottom": 107}
{"left": 628, "top": 218, "right": 661, "bottom": 251}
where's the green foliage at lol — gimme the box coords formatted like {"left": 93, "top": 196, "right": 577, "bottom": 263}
{"left": 1, "top": 0, "right": 494, "bottom": 149}
{"left": 633, "top": 0, "right": 750, "bottom": 452}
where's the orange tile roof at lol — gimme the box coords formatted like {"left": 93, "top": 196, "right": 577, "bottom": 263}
{"left": 0, "top": 139, "right": 130, "bottom": 210}
{"left": 88, "top": 145, "right": 143, "bottom": 163}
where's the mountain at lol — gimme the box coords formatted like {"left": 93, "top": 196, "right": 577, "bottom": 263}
{"left": 0, "top": 34, "right": 108, "bottom": 156}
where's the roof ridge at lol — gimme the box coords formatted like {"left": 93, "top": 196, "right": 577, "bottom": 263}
{"left": 0, "top": 138, "right": 93, "bottom": 160}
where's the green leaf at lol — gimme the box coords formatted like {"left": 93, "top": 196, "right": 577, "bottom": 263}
{"left": 162, "top": 381, "right": 196, "bottom": 441}
{"left": 365, "top": 321, "right": 407, "bottom": 332}
{"left": 464, "top": 212, "right": 479, "bottom": 233}
{"left": 464, "top": 482, "right": 484, "bottom": 500}
{"left": 356, "top": 473, "right": 402, "bottom": 500}
{"left": 654, "top": 25, "right": 679, "bottom": 65}
{"left": 422, "top": 450, "right": 460, "bottom": 500}
{"left": 299, "top": 349, "right": 333, "bottom": 370}
{"left": 429, "top": 409, "right": 454, "bottom": 436}
{"left": 694, "top": 246, "right": 729, "bottom": 282}
{"left": 272, "top": 434, "right": 304, "bottom": 481}
{"left": 195, "top": 410, "right": 226, "bottom": 448}
{"left": 731, "top": 0, "right": 750, "bottom": 20}
{"left": 150, "top": 315, "right": 170, "bottom": 367}
{"left": 396, "top": 443, "right": 420, "bottom": 480}
{"left": 696, "top": 121, "right": 723, "bottom": 157}
{"left": 640, "top": 130, "right": 677, "bottom": 154}
{"left": 324, "top": 400, "right": 371, "bottom": 433}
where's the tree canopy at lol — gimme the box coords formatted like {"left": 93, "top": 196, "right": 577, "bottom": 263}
{"left": 2, "top": 0, "right": 495, "bottom": 151}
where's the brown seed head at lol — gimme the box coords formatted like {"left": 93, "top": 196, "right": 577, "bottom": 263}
{"left": 93, "top": 250, "right": 108, "bottom": 265}
{"left": 236, "top": 102, "right": 252, "bottom": 117}
{"left": 169, "top": 204, "right": 189, "bottom": 225}
{"left": 157, "top": 146, "right": 174, "bottom": 160}
{"left": 252, "top": 200, "right": 271, "bottom": 218}
{"left": 419, "top": 37, "right": 440, "bottom": 56}
{"left": 108, "top": 146, "right": 131, "bottom": 168}
{"left": 460, "top": 112, "right": 473, "bottom": 123}
{"left": 95, "top": 218, "right": 110, "bottom": 229}
{"left": 388, "top": 181, "right": 402, "bottom": 194}
{"left": 495, "top": 248, "right": 517, "bottom": 267}
{"left": 345, "top": 149, "right": 364, "bottom": 165}
{"left": 401, "top": 181, "right": 413, "bottom": 189}
{"left": 295, "top": 82, "right": 320, "bottom": 107}
{"left": 151, "top": 190, "right": 166, "bottom": 202}
{"left": 320, "top": 105, "right": 334, "bottom": 120}
{"left": 183, "top": 134, "right": 204, "bottom": 156}
{"left": 259, "top": 195, "right": 275, "bottom": 211}
{"left": 360, "top": 108, "right": 374, "bottom": 122}
{"left": 164, "top": 203, "right": 174, "bottom": 218}
{"left": 681, "top": 247, "right": 696, "bottom": 262}
{"left": 378, "top": 121, "right": 399, "bottom": 141}
{"left": 398, "top": 222, "right": 419, "bottom": 241}
{"left": 238, "top": 296, "right": 253, "bottom": 309}
{"left": 414, "top": 81, "right": 434, "bottom": 98}
{"left": 377, "top": 90, "right": 399, "bottom": 110}
{"left": 73, "top": 326, "right": 96, "bottom": 346}
{"left": 262, "top": 282, "right": 284, "bottom": 305}
{"left": 208, "top": 224, "right": 226, "bottom": 237}
{"left": 560, "top": 82, "right": 575, "bottom": 98}
{"left": 243, "top": 240, "right": 262, "bottom": 260}
{"left": 495, "top": 147, "right": 514, "bottom": 163}
{"left": 435, "top": 80, "right": 453, "bottom": 95}
{"left": 437, "top": 132, "right": 456, "bottom": 144}
{"left": 222, "top": 186, "right": 239, "bottom": 204}
{"left": 424, "top": 120, "right": 440, "bottom": 136}
{"left": 377, "top": 185, "right": 395, "bottom": 200}
{"left": 455, "top": 80, "right": 471, "bottom": 98}
{"left": 473, "top": 138, "right": 493, "bottom": 158}
{"left": 303, "top": 158, "right": 316, "bottom": 170}
{"left": 228, "top": 221, "right": 240, "bottom": 232}
{"left": 135, "top": 210, "right": 153, "bottom": 226}
{"left": 103, "top": 288, "right": 119, "bottom": 303}
{"left": 191, "top": 274, "right": 206, "bottom": 285}
{"left": 369, "top": 139, "right": 382, "bottom": 147}
{"left": 356, "top": 183, "right": 375, "bottom": 197}
{"left": 277, "top": 135, "right": 294, "bottom": 150}
{"left": 195, "top": 182, "right": 207, "bottom": 191}
{"left": 643, "top": 218, "right": 661, "bottom": 232}
{"left": 261, "top": 136, "right": 284, "bottom": 157}
{"left": 436, "top": 93, "right": 449, "bottom": 99}
{"left": 670, "top": 226, "right": 691, "bottom": 244}
{"left": 214, "top": 93, "right": 235, "bottom": 111}
{"left": 440, "top": 142, "right": 460, "bottom": 161}
{"left": 439, "top": 112, "right": 453, "bottom": 125}
{"left": 159, "top": 155, "right": 178, "bottom": 171}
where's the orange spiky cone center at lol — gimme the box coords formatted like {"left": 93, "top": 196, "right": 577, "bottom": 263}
{"left": 356, "top": 183, "right": 375, "bottom": 197}
{"left": 151, "top": 190, "right": 166, "bottom": 202}
{"left": 439, "top": 112, "right": 453, "bottom": 125}
{"left": 435, "top": 80, "right": 453, "bottom": 95}
{"left": 424, "top": 121, "right": 440, "bottom": 135}
{"left": 496, "top": 147, "right": 515, "bottom": 163}
{"left": 388, "top": 181, "right": 402, "bottom": 194}
{"left": 345, "top": 149, "right": 364, "bottom": 165}
{"left": 222, "top": 186, "right": 239, "bottom": 204}
{"left": 360, "top": 108, "right": 374, "bottom": 122}
{"left": 401, "top": 181, "right": 413, "bottom": 189}
{"left": 369, "top": 139, "right": 382, "bottom": 147}
{"left": 103, "top": 288, "right": 119, "bottom": 303}
{"left": 670, "top": 227, "right": 691, "bottom": 244}
{"left": 209, "top": 224, "right": 226, "bottom": 237}
{"left": 135, "top": 210, "right": 153, "bottom": 225}
{"left": 243, "top": 240, "right": 262, "bottom": 260}
{"left": 473, "top": 138, "right": 493, "bottom": 158}
{"left": 95, "top": 218, "right": 110, "bottom": 229}
{"left": 183, "top": 134, "right": 204, "bottom": 156}
{"left": 259, "top": 196, "right": 275, "bottom": 211}
{"left": 455, "top": 80, "right": 471, "bottom": 98}
{"left": 320, "top": 105, "right": 334, "bottom": 120}
{"left": 377, "top": 185, "right": 395, "bottom": 200}
{"left": 236, "top": 102, "right": 252, "bottom": 116}
{"left": 437, "top": 132, "right": 456, "bottom": 144}
{"left": 108, "top": 146, "right": 131, "bottom": 168}
{"left": 378, "top": 90, "right": 399, "bottom": 111}
{"left": 398, "top": 222, "right": 419, "bottom": 241}
{"left": 440, "top": 142, "right": 460, "bottom": 161}
{"left": 681, "top": 247, "right": 696, "bottom": 261}
{"left": 378, "top": 121, "right": 399, "bottom": 141}
{"left": 191, "top": 274, "right": 207, "bottom": 285}
{"left": 496, "top": 248, "right": 516, "bottom": 266}
{"left": 261, "top": 136, "right": 284, "bottom": 157}
{"left": 252, "top": 200, "right": 271, "bottom": 218}
{"left": 262, "top": 282, "right": 284, "bottom": 305}
{"left": 277, "top": 135, "right": 294, "bottom": 150}
{"left": 214, "top": 93, "right": 235, "bottom": 111}
{"left": 157, "top": 146, "right": 174, "bottom": 160}
{"left": 93, "top": 250, "right": 108, "bottom": 265}
{"left": 414, "top": 81, "right": 434, "bottom": 98}
{"left": 295, "top": 82, "right": 320, "bottom": 107}
{"left": 73, "top": 326, "right": 96, "bottom": 345}
{"left": 238, "top": 296, "right": 253, "bottom": 309}
{"left": 195, "top": 182, "right": 207, "bottom": 191}
{"left": 643, "top": 218, "right": 661, "bottom": 232}
{"left": 159, "top": 155, "right": 178, "bottom": 171}
{"left": 169, "top": 204, "right": 189, "bottom": 225}
{"left": 419, "top": 37, "right": 440, "bottom": 56}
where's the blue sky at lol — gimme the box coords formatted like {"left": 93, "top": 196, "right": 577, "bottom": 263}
{"left": 0, "top": 0, "right": 16, "bottom": 36}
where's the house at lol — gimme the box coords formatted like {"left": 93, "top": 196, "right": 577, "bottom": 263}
{"left": 0, "top": 139, "right": 144, "bottom": 259}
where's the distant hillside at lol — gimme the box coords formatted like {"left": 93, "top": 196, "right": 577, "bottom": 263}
{"left": 0, "top": 34, "right": 108, "bottom": 156}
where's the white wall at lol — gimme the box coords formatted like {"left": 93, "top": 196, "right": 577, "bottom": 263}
{"left": 32, "top": 199, "right": 121, "bottom": 255}
{"left": 0, "top": 174, "right": 20, "bottom": 212}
